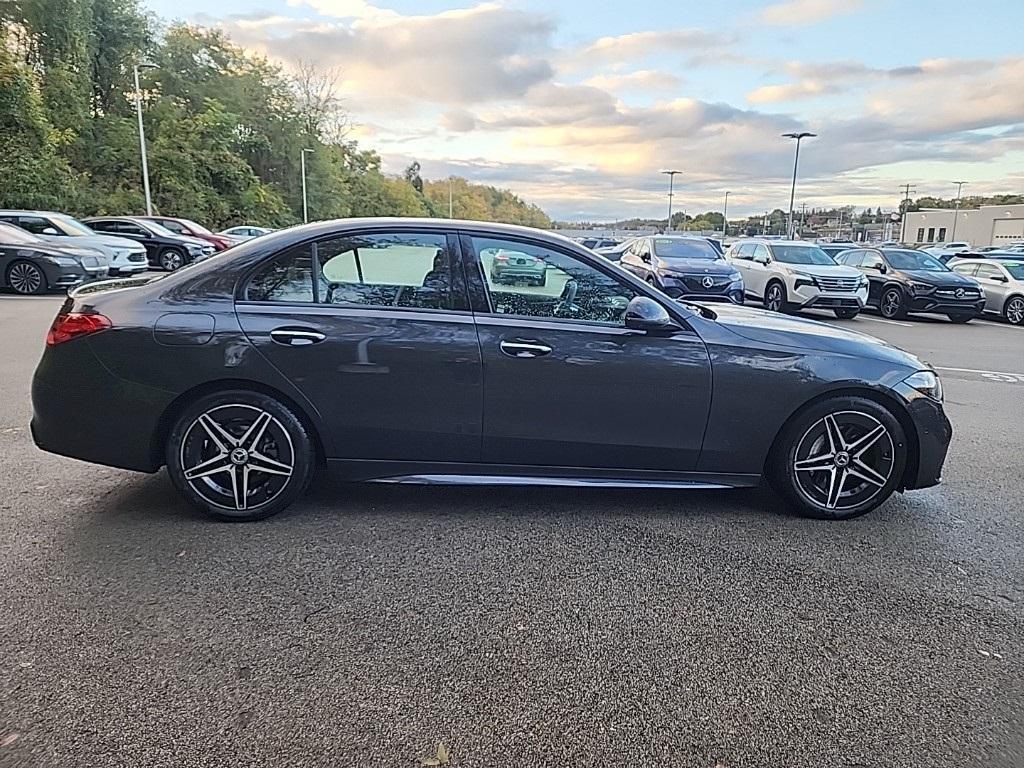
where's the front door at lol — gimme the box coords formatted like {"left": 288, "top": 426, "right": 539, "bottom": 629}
{"left": 858, "top": 251, "right": 888, "bottom": 305}
{"left": 973, "top": 262, "right": 1009, "bottom": 312}
{"left": 462, "top": 233, "right": 712, "bottom": 471}
{"left": 235, "top": 229, "right": 482, "bottom": 462}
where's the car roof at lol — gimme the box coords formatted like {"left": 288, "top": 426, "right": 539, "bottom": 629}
{"left": 0, "top": 209, "right": 69, "bottom": 217}
{"left": 742, "top": 239, "right": 820, "bottom": 246}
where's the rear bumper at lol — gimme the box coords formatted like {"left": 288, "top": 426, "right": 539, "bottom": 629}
{"left": 31, "top": 338, "right": 170, "bottom": 472}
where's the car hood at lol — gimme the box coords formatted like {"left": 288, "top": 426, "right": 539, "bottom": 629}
{"left": 703, "top": 302, "right": 925, "bottom": 368}
{"left": 41, "top": 233, "right": 145, "bottom": 252}
{"left": 657, "top": 257, "right": 737, "bottom": 275}
{"left": 174, "top": 235, "right": 213, "bottom": 249}
{"left": 778, "top": 263, "right": 862, "bottom": 279}
{"left": 899, "top": 269, "right": 977, "bottom": 287}
{"left": 42, "top": 243, "right": 107, "bottom": 259}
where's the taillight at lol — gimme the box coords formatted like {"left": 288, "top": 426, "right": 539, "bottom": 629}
{"left": 46, "top": 313, "right": 112, "bottom": 347}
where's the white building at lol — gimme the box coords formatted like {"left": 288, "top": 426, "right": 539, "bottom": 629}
{"left": 902, "top": 204, "right": 1024, "bottom": 247}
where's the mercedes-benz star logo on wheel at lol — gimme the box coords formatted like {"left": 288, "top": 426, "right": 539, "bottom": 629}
{"left": 702, "top": 276, "right": 715, "bottom": 289}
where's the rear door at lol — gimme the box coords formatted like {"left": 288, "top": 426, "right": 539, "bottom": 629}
{"left": 461, "top": 232, "right": 712, "bottom": 471}
{"left": 235, "top": 228, "right": 482, "bottom": 462}
{"left": 745, "top": 244, "right": 773, "bottom": 298}
{"left": 973, "top": 262, "right": 1009, "bottom": 312}
{"left": 859, "top": 251, "right": 888, "bottom": 305}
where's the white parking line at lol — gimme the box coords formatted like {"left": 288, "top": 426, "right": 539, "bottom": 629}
{"left": 936, "top": 366, "right": 1024, "bottom": 377}
{"left": 857, "top": 316, "right": 915, "bottom": 328}
{"left": 936, "top": 366, "right": 1024, "bottom": 384}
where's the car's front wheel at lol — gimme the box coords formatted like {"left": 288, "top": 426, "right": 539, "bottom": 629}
{"left": 880, "top": 287, "right": 907, "bottom": 319}
{"left": 764, "top": 281, "right": 789, "bottom": 312}
{"left": 165, "top": 390, "right": 316, "bottom": 521}
{"left": 768, "top": 396, "right": 907, "bottom": 520}
{"left": 7, "top": 260, "right": 47, "bottom": 295}
{"left": 159, "top": 248, "right": 186, "bottom": 272}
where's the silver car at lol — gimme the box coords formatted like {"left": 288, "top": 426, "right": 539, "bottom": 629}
{"left": 0, "top": 210, "right": 149, "bottom": 276}
{"left": 950, "top": 258, "right": 1024, "bottom": 325}
{"left": 217, "top": 225, "right": 273, "bottom": 244}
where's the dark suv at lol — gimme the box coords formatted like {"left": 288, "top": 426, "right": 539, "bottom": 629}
{"left": 835, "top": 247, "right": 985, "bottom": 322}
{"left": 619, "top": 235, "right": 743, "bottom": 303}
{"left": 84, "top": 217, "right": 215, "bottom": 271}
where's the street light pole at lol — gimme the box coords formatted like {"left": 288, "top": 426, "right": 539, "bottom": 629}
{"left": 661, "top": 170, "right": 682, "bottom": 232}
{"left": 133, "top": 62, "right": 158, "bottom": 216}
{"left": 951, "top": 181, "right": 968, "bottom": 241}
{"left": 300, "top": 148, "right": 314, "bottom": 223}
{"left": 722, "top": 191, "right": 730, "bottom": 237}
{"left": 449, "top": 176, "right": 454, "bottom": 218}
{"left": 782, "top": 131, "right": 815, "bottom": 238}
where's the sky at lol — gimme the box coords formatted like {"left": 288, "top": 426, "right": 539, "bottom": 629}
{"left": 147, "top": 0, "right": 1024, "bottom": 221}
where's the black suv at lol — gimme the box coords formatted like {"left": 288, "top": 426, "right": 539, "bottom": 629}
{"left": 83, "top": 217, "right": 215, "bottom": 271}
{"left": 835, "top": 247, "right": 985, "bottom": 322}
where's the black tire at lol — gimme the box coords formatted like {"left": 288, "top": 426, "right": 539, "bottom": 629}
{"left": 833, "top": 308, "right": 860, "bottom": 319}
{"left": 1004, "top": 295, "right": 1024, "bottom": 326}
{"left": 159, "top": 248, "right": 187, "bottom": 272}
{"left": 879, "top": 286, "right": 908, "bottom": 319}
{"left": 764, "top": 280, "right": 789, "bottom": 312}
{"left": 768, "top": 396, "right": 907, "bottom": 520}
{"left": 946, "top": 313, "right": 974, "bottom": 324}
{"left": 165, "top": 390, "right": 315, "bottom": 521}
{"left": 6, "top": 260, "right": 47, "bottom": 295}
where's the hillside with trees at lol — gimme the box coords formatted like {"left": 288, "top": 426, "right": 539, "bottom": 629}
{"left": 0, "top": 2, "right": 550, "bottom": 228}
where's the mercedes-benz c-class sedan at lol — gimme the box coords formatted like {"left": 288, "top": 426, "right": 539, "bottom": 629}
{"left": 31, "top": 219, "right": 952, "bottom": 522}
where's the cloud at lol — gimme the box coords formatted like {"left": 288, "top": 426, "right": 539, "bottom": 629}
{"left": 748, "top": 80, "right": 831, "bottom": 103}
{"left": 578, "top": 28, "right": 730, "bottom": 64}
{"left": 583, "top": 70, "right": 682, "bottom": 93}
{"left": 760, "top": 0, "right": 863, "bottom": 26}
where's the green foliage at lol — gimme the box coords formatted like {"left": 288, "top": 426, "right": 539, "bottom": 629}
{"left": 0, "top": 10, "right": 552, "bottom": 228}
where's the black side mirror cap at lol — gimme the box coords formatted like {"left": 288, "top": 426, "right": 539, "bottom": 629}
{"left": 624, "top": 296, "right": 683, "bottom": 335}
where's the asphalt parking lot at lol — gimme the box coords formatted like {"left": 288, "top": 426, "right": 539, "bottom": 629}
{"left": 0, "top": 292, "right": 1021, "bottom": 767}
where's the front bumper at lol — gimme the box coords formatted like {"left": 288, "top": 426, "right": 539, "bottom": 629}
{"left": 791, "top": 284, "right": 868, "bottom": 310}
{"left": 659, "top": 275, "right": 744, "bottom": 304}
{"left": 907, "top": 295, "right": 985, "bottom": 316}
{"left": 892, "top": 382, "right": 953, "bottom": 490}
{"left": 110, "top": 253, "right": 149, "bottom": 273}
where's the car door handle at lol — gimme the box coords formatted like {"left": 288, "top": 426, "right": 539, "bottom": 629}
{"left": 500, "top": 340, "right": 552, "bottom": 358}
{"left": 270, "top": 328, "right": 326, "bottom": 346}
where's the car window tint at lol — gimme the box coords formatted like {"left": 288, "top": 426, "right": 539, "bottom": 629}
{"left": 472, "top": 236, "right": 636, "bottom": 325}
{"left": 862, "top": 252, "right": 884, "bottom": 269}
{"left": 17, "top": 216, "right": 52, "bottom": 235}
{"left": 246, "top": 245, "right": 315, "bottom": 302}
{"left": 159, "top": 220, "right": 186, "bottom": 234}
{"left": 317, "top": 232, "right": 451, "bottom": 310}
{"left": 754, "top": 244, "right": 771, "bottom": 261}
{"left": 952, "top": 263, "right": 978, "bottom": 277}
{"left": 87, "top": 220, "right": 115, "bottom": 232}
{"left": 974, "top": 264, "right": 1002, "bottom": 279}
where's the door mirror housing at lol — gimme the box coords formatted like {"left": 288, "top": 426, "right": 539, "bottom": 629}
{"left": 624, "top": 296, "right": 681, "bottom": 334}
{"left": 753, "top": 252, "right": 770, "bottom": 265}
{"left": 871, "top": 263, "right": 886, "bottom": 273}
{"left": 640, "top": 252, "right": 652, "bottom": 263}
{"left": 42, "top": 227, "right": 59, "bottom": 236}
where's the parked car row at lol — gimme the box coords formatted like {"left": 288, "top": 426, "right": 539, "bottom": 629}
{"left": 0, "top": 209, "right": 274, "bottom": 295}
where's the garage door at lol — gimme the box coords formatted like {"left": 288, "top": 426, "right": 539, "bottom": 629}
{"left": 992, "top": 218, "right": 1024, "bottom": 245}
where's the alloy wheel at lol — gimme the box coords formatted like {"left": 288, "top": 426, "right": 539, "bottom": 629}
{"left": 1006, "top": 297, "right": 1024, "bottom": 325}
{"left": 161, "top": 251, "right": 184, "bottom": 271}
{"left": 8, "top": 262, "right": 43, "bottom": 294}
{"left": 881, "top": 289, "right": 902, "bottom": 318}
{"left": 179, "top": 404, "right": 294, "bottom": 512}
{"left": 792, "top": 410, "right": 895, "bottom": 512}
{"left": 766, "top": 284, "right": 784, "bottom": 311}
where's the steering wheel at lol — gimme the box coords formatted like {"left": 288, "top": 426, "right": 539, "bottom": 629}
{"left": 554, "top": 278, "right": 580, "bottom": 317}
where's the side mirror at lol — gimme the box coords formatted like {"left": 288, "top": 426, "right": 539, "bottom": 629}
{"left": 753, "top": 253, "right": 770, "bottom": 265}
{"left": 624, "top": 296, "right": 681, "bottom": 335}
{"left": 993, "top": 275, "right": 1008, "bottom": 283}
{"left": 640, "top": 252, "right": 652, "bottom": 263}
{"left": 42, "top": 227, "right": 59, "bottom": 235}
{"left": 870, "top": 263, "right": 886, "bottom": 273}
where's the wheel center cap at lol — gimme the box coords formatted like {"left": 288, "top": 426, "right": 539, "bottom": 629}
{"left": 230, "top": 448, "right": 249, "bottom": 465}
{"left": 834, "top": 451, "right": 850, "bottom": 468}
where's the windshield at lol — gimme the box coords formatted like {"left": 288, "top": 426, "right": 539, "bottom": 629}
{"left": 0, "top": 223, "right": 42, "bottom": 245}
{"left": 883, "top": 249, "right": 948, "bottom": 271}
{"left": 771, "top": 245, "right": 837, "bottom": 265}
{"left": 138, "top": 219, "right": 182, "bottom": 238}
{"left": 1003, "top": 262, "right": 1024, "bottom": 280}
{"left": 652, "top": 238, "right": 720, "bottom": 260}
{"left": 51, "top": 214, "right": 98, "bottom": 236}
{"left": 180, "top": 219, "right": 212, "bottom": 235}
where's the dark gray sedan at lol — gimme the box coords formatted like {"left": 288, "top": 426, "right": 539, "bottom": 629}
{"left": 0, "top": 222, "right": 109, "bottom": 294}
{"left": 31, "top": 219, "right": 951, "bottom": 522}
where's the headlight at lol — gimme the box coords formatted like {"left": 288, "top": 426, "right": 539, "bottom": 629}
{"left": 791, "top": 270, "right": 819, "bottom": 289}
{"left": 908, "top": 281, "right": 934, "bottom": 295}
{"left": 728, "top": 272, "right": 743, "bottom": 283}
{"left": 857, "top": 275, "right": 869, "bottom": 287}
{"left": 903, "top": 370, "right": 942, "bottom": 401}
{"left": 658, "top": 270, "right": 686, "bottom": 279}
{"left": 46, "top": 256, "right": 79, "bottom": 267}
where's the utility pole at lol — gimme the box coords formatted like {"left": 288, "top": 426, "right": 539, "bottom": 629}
{"left": 951, "top": 181, "right": 968, "bottom": 241}
{"left": 300, "top": 148, "right": 314, "bottom": 223}
{"left": 722, "top": 191, "right": 730, "bottom": 237}
{"left": 837, "top": 208, "right": 844, "bottom": 240}
{"left": 661, "top": 170, "right": 682, "bottom": 232}
{"left": 799, "top": 202, "right": 807, "bottom": 237}
{"left": 782, "top": 131, "right": 816, "bottom": 238}
{"left": 133, "top": 61, "right": 158, "bottom": 216}
{"left": 448, "top": 176, "right": 454, "bottom": 218}
{"left": 898, "top": 183, "right": 916, "bottom": 244}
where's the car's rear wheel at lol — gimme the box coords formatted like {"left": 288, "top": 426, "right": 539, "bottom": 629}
{"left": 159, "top": 248, "right": 186, "bottom": 272}
{"left": 7, "top": 260, "right": 47, "bottom": 295}
{"left": 764, "top": 280, "right": 788, "bottom": 312}
{"left": 1004, "top": 296, "right": 1024, "bottom": 325}
{"left": 833, "top": 308, "right": 860, "bottom": 319}
{"left": 880, "top": 287, "right": 907, "bottom": 319}
{"left": 946, "top": 313, "right": 974, "bottom": 324}
{"left": 769, "top": 396, "right": 907, "bottom": 520}
{"left": 165, "top": 390, "right": 315, "bottom": 521}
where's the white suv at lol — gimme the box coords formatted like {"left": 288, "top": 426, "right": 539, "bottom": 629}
{"left": 919, "top": 242, "right": 970, "bottom": 261}
{"left": 727, "top": 239, "right": 868, "bottom": 318}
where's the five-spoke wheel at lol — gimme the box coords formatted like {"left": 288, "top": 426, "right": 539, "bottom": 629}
{"left": 770, "top": 396, "right": 907, "bottom": 519}
{"left": 166, "top": 391, "right": 314, "bottom": 521}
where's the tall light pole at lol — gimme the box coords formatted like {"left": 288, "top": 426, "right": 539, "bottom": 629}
{"left": 782, "top": 131, "right": 815, "bottom": 238}
{"left": 133, "top": 61, "right": 158, "bottom": 216}
{"left": 951, "top": 181, "right": 968, "bottom": 241}
{"left": 722, "top": 191, "right": 730, "bottom": 237}
{"left": 448, "top": 176, "right": 454, "bottom": 218}
{"left": 300, "top": 148, "right": 314, "bottom": 223}
{"left": 661, "top": 170, "right": 682, "bottom": 232}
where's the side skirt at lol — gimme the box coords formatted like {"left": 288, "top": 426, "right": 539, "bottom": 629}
{"left": 326, "top": 459, "right": 760, "bottom": 490}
